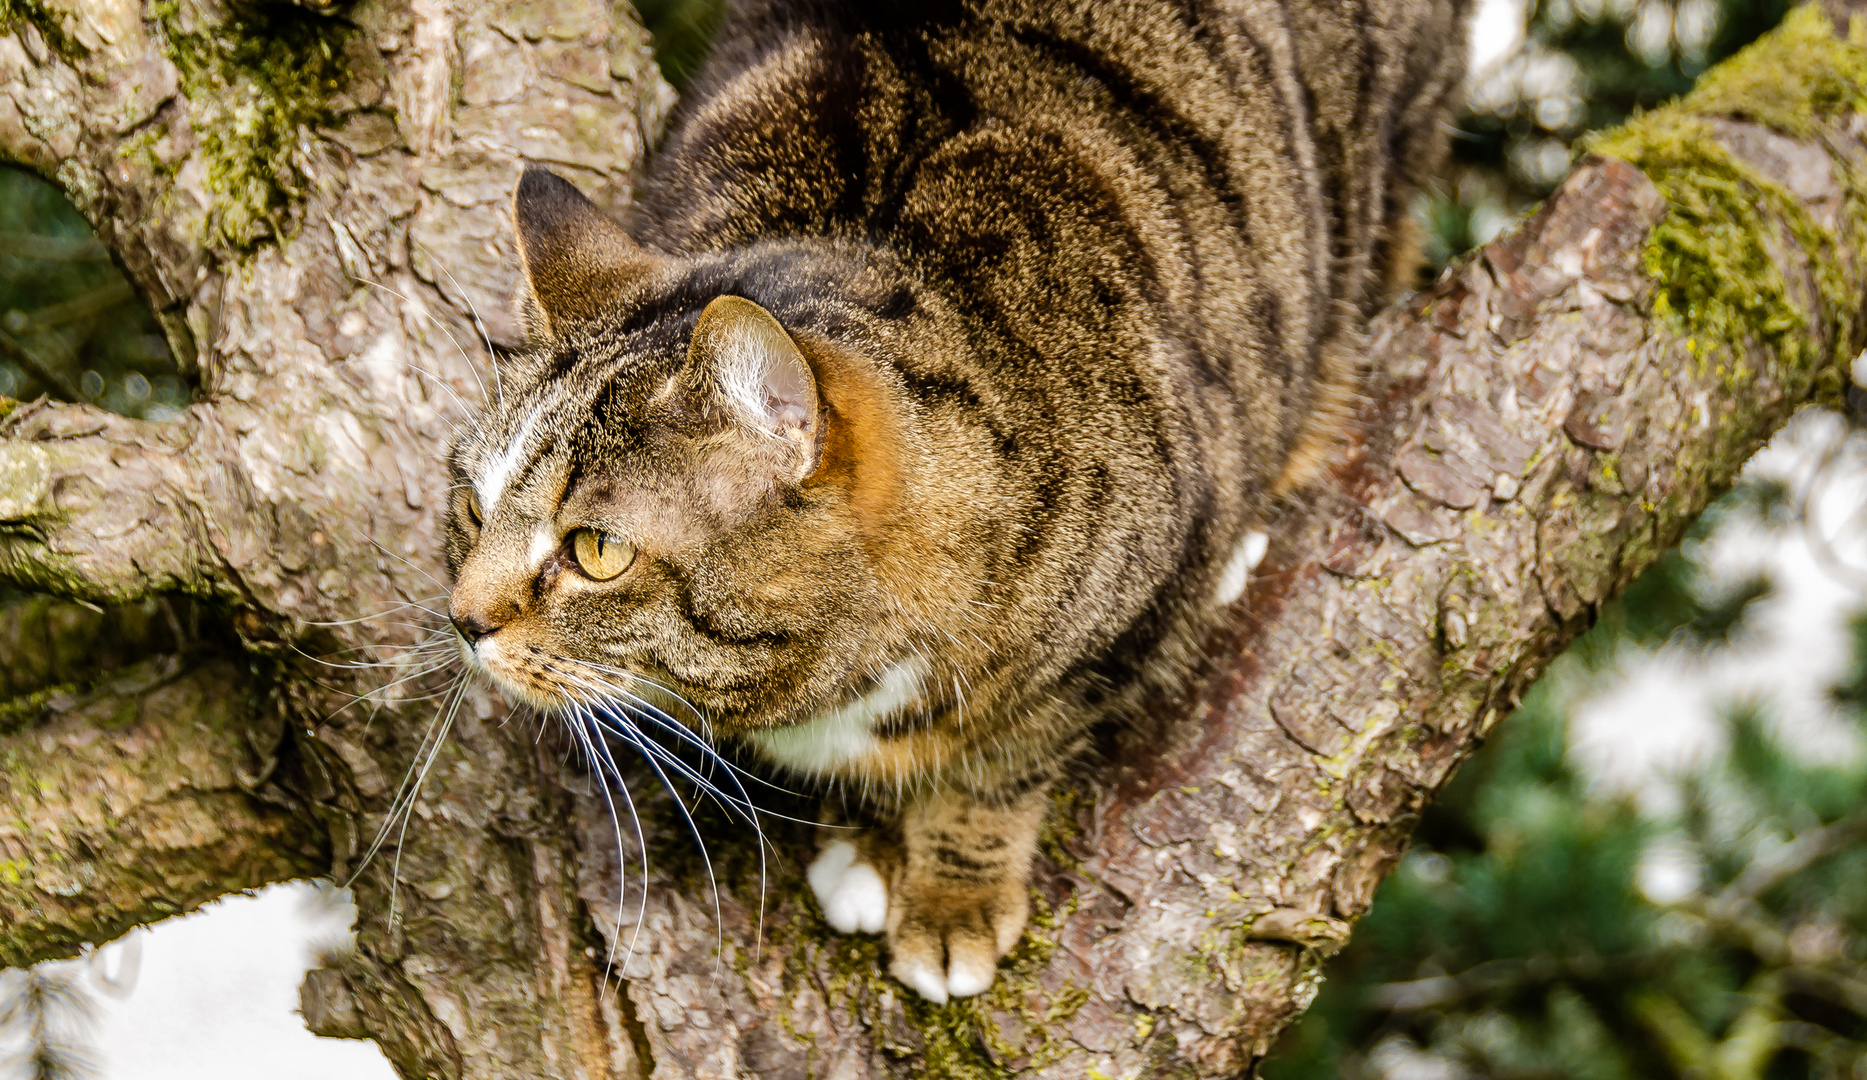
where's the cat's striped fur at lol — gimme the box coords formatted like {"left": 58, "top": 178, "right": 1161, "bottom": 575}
{"left": 446, "top": 0, "right": 1469, "bottom": 1001}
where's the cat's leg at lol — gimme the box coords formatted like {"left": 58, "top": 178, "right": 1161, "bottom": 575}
{"left": 883, "top": 784, "right": 1046, "bottom": 1003}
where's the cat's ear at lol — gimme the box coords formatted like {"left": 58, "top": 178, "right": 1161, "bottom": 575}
{"left": 511, "top": 166, "right": 658, "bottom": 340}
{"left": 685, "top": 295, "right": 822, "bottom": 482}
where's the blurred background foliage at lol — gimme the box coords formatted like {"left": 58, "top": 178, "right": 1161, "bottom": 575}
{"left": 633, "top": 0, "right": 729, "bottom": 88}
{"left": 0, "top": 169, "right": 187, "bottom": 421}
{"left": 0, "top": 1, "right": 1856, "bottom": 1076}
{"left": 1424, "top": 0, "right": 1790, "bottom": 269}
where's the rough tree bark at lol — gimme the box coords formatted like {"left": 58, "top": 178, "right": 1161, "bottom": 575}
{"left": 0, "top": 1, "right": 1862, "bottom": 1077}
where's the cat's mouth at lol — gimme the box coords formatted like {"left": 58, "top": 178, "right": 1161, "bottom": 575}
{"left": 457, "top": 630, "right": 706, "bottom": 733}
{"left": 456, "top": 630, "right": 597, "bottom": 710}
{"left": 455, "top": 632, "right": 535, "bottom": 704}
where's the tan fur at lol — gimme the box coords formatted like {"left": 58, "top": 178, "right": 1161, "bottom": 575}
{"left": 447, "top": 0, "right": 1471, "bottom": 1001}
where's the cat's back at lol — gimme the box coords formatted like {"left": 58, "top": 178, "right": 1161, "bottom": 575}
{"left": 632, "top": 0, "right": 1462, "bottom": 383}
{"left": 630, "top": 0, "right": 1462, "bottom": 536}
{"left": 634, "top": 0, "right": 1331, "bottom": 282}
{"left": 632, "top": 0, "right": 1461, "bottom": 287}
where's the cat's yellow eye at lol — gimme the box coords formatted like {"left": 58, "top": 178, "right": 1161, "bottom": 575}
{"left": 465, "top": 488, "right": 482, "bottom": 525}
{"left": 571, "top": 528, "right": 635, "bottom": 581}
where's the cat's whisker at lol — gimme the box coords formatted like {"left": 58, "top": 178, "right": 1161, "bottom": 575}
{"left": 293, "top": 660, "right": 464, "bottom": 740}
{"left": 573, "top": 671, "right": 821, "bottom": 819}
{"left": 576, "top": 659, "right": 714, "bottom": 733}
{"left": 330, "top": 351, "right": 473, "bottom": 435}
{"left": 365, "top": 675, "right": 466, "bottom": 852}
{"left": 587, "top": 704, "right": 779, "bottom": 958}
{"left": 582, "top": 703, "right": 729, "bottom": 981}
{"left": 293, "top": 634, "right": 455, "bottom": 671}
{"left": 570, "top": 701, "right": 659, "bottom": 987}
{"left": 348, "top": 674, "right": 470, "bottom": 925}
{"left": 415, "top": 238, "right": 507, "bottom": 413}
{"left": 292, "top": 633, "right": 457, "bottom": 693}
{"left": 571, "top": 663, "right": 738, "bottom": 746}
{"left": 277, "top": 513, "right": 455, "bottom": 608}
{"left": 559, "top": 701, "right": 645, "bottom": 996}
{"left": 383, "top": 676, "right": 474, "bottom": 929}
{"left": 556, "top": 670, "right": 782, "bottom": 966}
{"left": 573, "top": 661, "right": 812, "bottom": 802}
{"left": 561, "top": 675, "right": 758, "bottom": 823}
{"left": 301, "top": 595, "right": 453, "bottom": 628}
{"left": 304, "top": 658, "right": 458, "bottom": 707}
{"left": 304, "top": 610, "right": 452, "bottom": 634}
{"left": 354, "top": 533, "right": 453, "bottom": 595}
{"left": 293, "top": 645, "right": 452, "bottom": 676}
{"left": 347, "top": 272, "right": 490, "bottom": 412}
{"left": 602, "top": 696, "right": 776, "bottom": 797}
{"left": 316, "top": 624, "right": 454, "bottom": 647}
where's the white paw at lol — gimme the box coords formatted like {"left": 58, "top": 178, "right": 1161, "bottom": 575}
{"left": 944, "top": 954, "right": 996, "bottom": 999}
{"left": 1240, "top": 529, "right": 1270, "bottom": 572}
{"left": 887, "top": 952, "right": 997, "bottom": 1004}
{"left": 889, "top": 954, "right": 952, "bottom": 1005}
{"left": 807, "top": 840, "right": 888, "bottom": 935}
{"left": 1212, "top": 529, "right": 1271, "bottom": 606}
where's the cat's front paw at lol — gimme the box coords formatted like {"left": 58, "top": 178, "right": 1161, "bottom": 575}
{"left": 806, "top": 838, "right": 889, "bottom": 934}
{"left": 884, "top": 876, "right": 1029, "bottom": 1004}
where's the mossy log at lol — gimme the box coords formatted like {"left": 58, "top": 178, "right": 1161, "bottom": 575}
{"left": 1, "top": 1, "right": 1864, "bottom": 1077}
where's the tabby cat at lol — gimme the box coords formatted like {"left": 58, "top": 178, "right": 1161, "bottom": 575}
{"left": 445, "top": 0, "right": 1469, "bottom": 1002}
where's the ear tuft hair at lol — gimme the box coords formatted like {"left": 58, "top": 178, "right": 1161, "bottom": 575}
{"left": 511, "top": 166, "right": 659, "bottom": 340}
{"left": 686, "top": 296, "right": 822, "bottom": 482}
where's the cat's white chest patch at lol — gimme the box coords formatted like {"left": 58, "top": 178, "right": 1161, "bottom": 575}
{"left": 746, "top": 657, "right": 927, "bottom": 776}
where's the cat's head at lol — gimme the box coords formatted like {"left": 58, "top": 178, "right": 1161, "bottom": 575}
{"left": 444, "top": 168, "right": 933, "bottom": 732}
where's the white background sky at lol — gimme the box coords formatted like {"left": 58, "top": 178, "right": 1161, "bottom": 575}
{"left": 3, "top": 885, "right": 398, "bottom": 1079}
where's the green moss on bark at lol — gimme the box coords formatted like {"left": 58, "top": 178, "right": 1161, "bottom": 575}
{"left": 0, "top": 0, "right": 87, "bottom": 61}
{"left": 0, "top": 683, "right": 76, "bottom": 736}
{"left": 1588, "top": 6, "right": 1867, "bottom": 404}
{"left": 152, "top": 2, "right": 350, "bottom": 249}
{"left": 1681, "top": 6, "right": 1867, "bottom": 137}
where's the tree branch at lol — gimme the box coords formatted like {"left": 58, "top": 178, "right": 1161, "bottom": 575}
{"left": 2, "top": 0, "right": 674, "bottom": 1076}
{"left": 0, "top": 656, "right": 324, "bottom": 969}
{"left": 0, "top": 404, "right": 227, "bottom": 601}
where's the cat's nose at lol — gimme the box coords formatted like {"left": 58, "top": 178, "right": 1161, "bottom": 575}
{"left": 450, "top": 609, "right": 501, "bottom": 642}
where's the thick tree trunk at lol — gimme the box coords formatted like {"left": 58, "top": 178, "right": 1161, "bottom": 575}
{"left": 1, "top": 2, "right": 1862, "bottom": 1077}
